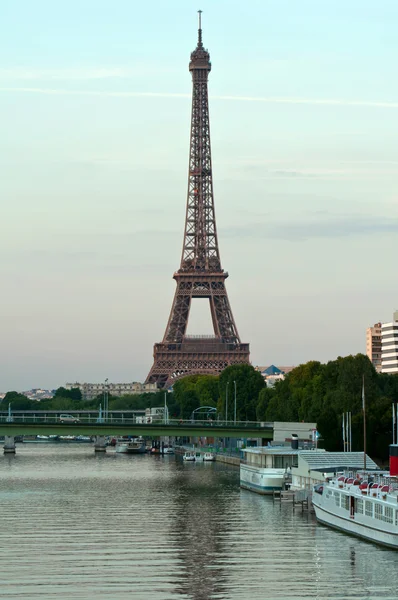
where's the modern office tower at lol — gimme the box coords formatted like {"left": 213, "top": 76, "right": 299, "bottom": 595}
{"left": 381, "top": 312, "right": 398, "bottom": 374}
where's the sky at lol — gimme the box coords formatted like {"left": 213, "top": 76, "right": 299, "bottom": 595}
{"left": 1, "top": 0, "right": 398, "bottom": 391}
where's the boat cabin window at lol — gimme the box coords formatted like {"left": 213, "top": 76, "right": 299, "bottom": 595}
{"left": 384, "top": 506, "right": 393, "bottom": 525}
{"left": 342, "top": 495, "right": 349, "bottom": 511}
{"left": 365, "top": 500, "right": 373, "bottom": 518}
{"left": 374, "top": 504, "right": 383, "bottom": 521}
{"left": 355, "top": 498, "right": 363, "bottom": 514}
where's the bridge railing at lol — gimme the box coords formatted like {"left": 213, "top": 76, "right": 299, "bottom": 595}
{"left": 0, "top": 414, "right": 272, "bottom": 428}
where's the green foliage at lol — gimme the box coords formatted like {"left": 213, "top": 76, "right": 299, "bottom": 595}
{"left": 261, "top": 354, "right": 394, "bottom": 461}
{"left": 173, "top": 375, "right": 220, "bottom": 418}
{"left": 218, "top": 364, "right": 265, "bottom": 421}
{"left": 54, "top": 387, "right": 82, "bottom": 401}
{"left": 3, "top": 391, "right": 34, "bottom": 411}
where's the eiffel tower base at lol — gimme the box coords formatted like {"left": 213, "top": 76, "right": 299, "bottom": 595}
{"left": 146, "top": 338, "right": 250, "bottom": 389}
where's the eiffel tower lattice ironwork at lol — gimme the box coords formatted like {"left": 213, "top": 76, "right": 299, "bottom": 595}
{"left": 145, "top": 14, "right": 250, "bottom": 388}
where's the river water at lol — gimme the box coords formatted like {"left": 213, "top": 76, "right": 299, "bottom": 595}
{"left": 0, "top": 445, "right": 397, "bottom": 600}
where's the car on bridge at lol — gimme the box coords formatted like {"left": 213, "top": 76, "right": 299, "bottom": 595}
{"left": 59, "top": 414, "right": 80, "bottom": 424}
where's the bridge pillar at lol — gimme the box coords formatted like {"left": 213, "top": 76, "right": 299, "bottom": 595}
{"left": 94, "top": 436, "right": 107, "bottom": 452}
{"left": 4, "top": 436, "right": 16, "bottom": 454}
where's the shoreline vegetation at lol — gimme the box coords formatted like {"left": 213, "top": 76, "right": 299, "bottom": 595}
{"left": 2, "top": 354, "right": 396, "bottom": 462}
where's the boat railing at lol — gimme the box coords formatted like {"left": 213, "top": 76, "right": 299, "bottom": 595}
{"left": 331, "top": 471, "right": 398, "bottom": 493}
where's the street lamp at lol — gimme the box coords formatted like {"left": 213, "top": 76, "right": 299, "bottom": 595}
{"left": 225, "top": 381, "right": 229, "bottom": 424}
{"left": 164, "top": 392, "right": 168, "bottom": 425}
{"left": 234, "top": 381, "right": 237, "bottom": 425}
{"left": 104, "top": 378, "right": 108, "bottom": 421}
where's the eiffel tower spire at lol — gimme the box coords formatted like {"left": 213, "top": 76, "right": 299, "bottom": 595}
{"left": 146, "top": 15, "right": 250, "bottom": 388}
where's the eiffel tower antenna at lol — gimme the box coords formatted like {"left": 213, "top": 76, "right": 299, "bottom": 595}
{"left": 146, "top": 15, "right": 250, "bottom": 388}
{"left": 198, "top": 10, "right": 202, "bottom": 45}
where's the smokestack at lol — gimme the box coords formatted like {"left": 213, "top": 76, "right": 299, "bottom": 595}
{"left": 390, "top": 444, "right": 398, "bottom": 476}
{"left": 291, "top": 434, "right": 299, "bottom": 450}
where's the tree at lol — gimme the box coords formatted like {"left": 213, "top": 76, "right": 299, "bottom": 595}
{"left": 54, "top": 387, "right": 82, "bottom": 401}
{"left": 262, "top": 353, "right": 395, "bottom": 461}
{"left": 218, "top": 364, "right": 265, "bottom": 422}
{"left": 196, "top": 375, "right": 219, "bottom": 407}
{"left": 3, "top": 391, "right": 33, "bottom": 411}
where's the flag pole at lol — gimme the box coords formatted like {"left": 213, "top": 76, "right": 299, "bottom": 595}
{"left": 342, "top": 412, "right": 346, "bottom": 452}
{"left": 362, "top": 375, "right": 366, "bottom": 470}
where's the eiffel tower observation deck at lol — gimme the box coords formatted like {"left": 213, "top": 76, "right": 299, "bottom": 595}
{"left": 146, "top": 13, "right": 250, "bottom": 388}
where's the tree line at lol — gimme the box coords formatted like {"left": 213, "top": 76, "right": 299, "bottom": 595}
{"left": 2, "top": 354, "right": 397, "bottom": 461}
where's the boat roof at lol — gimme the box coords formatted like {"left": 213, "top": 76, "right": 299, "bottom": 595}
{"left": 242, "top": 447, "right": 325, "bottom": 456}
{"left": 242, "top": 447, "right": 379, "bottom": 471}
{"left": 297, "top": 451, "right": 379, "bottom": 472}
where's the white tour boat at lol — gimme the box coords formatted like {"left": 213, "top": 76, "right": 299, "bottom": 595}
{"left": 183, "top": 451, "right": 196, "bottom": 461}
{"left": 182, "top": 450, "right": 205, "bottom": 461}
{"left": 240, "top": 446, "right": 307, "bottom": 494}
{"left": 203, "top": 452, "right": 215, "bottom": 462}
{"left": 312, "top": 470, "right": 398, "bottom": 549}
{"left": 163, "top": 444, "right": 175, "bottom": 454}
{"left": 115, "top": 438, "right": 146, "bottom": 454}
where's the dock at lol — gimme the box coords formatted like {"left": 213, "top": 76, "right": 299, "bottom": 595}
{"left": 273, "top": 488, "right": 313, "bottom": 511}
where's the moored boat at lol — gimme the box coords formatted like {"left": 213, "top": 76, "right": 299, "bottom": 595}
{"left": 312, "top": 443, "right": 398, "bottom": 549}
{"left": 312, "top": 470, "right": 398, "bottom": 549}
{"left": 183, "top": 451, "right": 196, "bottom": 461}
{"left": 115, "top": 438, "right": 146, "bottom": 454}
{"left": 240, "top": 446, "right": 304, "bottom": 494}
{"left": 163, "top": 444, "right": 174, "bottom": 454}
{"left": 203, "top": 452, "right": 215, "bottom": 461}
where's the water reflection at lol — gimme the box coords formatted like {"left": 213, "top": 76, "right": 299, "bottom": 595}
{"left": 168, "top": 463, "right": 233, "bottom": 599}
{"left": 0, "top": 446, "right": 398, "bottom": 599}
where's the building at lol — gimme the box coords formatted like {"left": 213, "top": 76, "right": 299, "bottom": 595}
{"left": 291, "top": 452, "right": 378, "bottom": 490}
{"left": 366, "top": 322, "right": 382, "bottom": 372}
{"left": 256, "top": 365, "right": 295, "bottom": 387}
{"left": 65, "top": 382, "right": 158, "bottom": 400}
{"left": 381, "top": 312, "right": 398, "bottom": 374}
{"left": 260, "top": 365, "right": 286, "bottom": 387}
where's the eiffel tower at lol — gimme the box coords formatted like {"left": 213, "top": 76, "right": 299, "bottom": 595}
{"left": 146, "top": 13, "right": 250, "bottom": 388}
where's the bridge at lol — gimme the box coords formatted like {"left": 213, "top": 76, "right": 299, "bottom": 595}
{"left": 0, "top": 410, "right": 274, "bottom": 452}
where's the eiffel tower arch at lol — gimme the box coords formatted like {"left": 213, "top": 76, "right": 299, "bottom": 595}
{"left": 146, "top": 14, "right": 250, "bottom": 388}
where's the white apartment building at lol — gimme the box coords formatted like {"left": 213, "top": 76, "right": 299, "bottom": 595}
{"left": 381, "top": 312, "right": 398, "bottom": 374}
{"left": 65, "top": 381, "right": 158, "bottom": 400}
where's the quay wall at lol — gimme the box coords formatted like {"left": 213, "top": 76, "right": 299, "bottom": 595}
{"left": 175, "top": 446, "right": 240, "bottom": 467}
{"left": 215, "top": 454, "right": 240, "bottom": 467}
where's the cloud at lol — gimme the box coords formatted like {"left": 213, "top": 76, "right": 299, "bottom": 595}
{"left": 0, "top": 86, "right": 398, "bottom": 109}
{"left": 221, "top": 162, "right": 398, "bottom": 181}
{"left": 0, "top": 67, "right": 168, "bottom": 80}
{"left": 222, "top": 214, "right": 398, "bottom": 241}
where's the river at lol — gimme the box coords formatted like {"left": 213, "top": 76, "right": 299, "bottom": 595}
{"left": 0, "top": 444, "right": 397, "bottom": 599}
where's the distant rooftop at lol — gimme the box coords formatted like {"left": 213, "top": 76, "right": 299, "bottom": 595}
{"left": 262, "top": 365, "right": 283, "bottom": 376}
{"left": 256, "top": 365, "right": 295, "bottom": 375}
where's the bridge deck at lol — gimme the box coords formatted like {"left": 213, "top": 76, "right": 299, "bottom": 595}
{"left": 0, "top": 420, "right": 273, "bottom": 439}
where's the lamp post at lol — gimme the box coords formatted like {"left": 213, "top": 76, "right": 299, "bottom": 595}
{"left": 104, "top": 378, "right": 108, "bottom": 421}
{"left": 164, "top": 392, "right": 168, "bottom": 425}
{"left": 234, "top": 381, "right": 237, "bottom": 425}
{"left": 225, "top": 381, "right": 229, "bottom": 424}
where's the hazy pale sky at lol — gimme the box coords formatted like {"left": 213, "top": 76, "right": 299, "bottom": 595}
{"left": 1, "top": 0, "right": 398, "bottom": 390}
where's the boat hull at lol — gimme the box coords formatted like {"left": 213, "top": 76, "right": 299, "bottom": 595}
{"left": 115, "top": 444, "right": 146, "bottom": 454}
{"left": 240, "top": 464, "right": 287, "bottom": 494}
{"left": 312, "top": 497, "right": 398, "bottom": 549}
